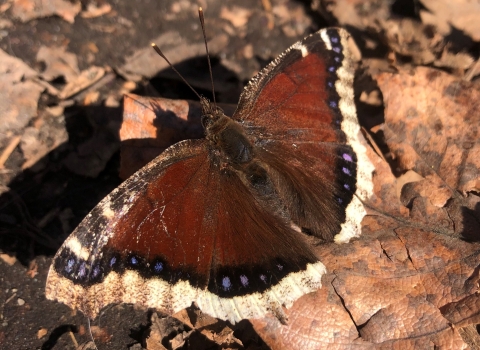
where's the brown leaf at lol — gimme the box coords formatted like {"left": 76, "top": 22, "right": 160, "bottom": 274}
{"left": 146, "top": 313, "right": 187, "bottom": 350}
{"left": 377, "top": 67, "right": 480, "bottom": 198}
{"left": 0, "top": 253, "right": 16, "bottom": 266}
{"left": 36, "top": 328, "right": 48, "bottom": 339}
{"left": 36, "top": 46, "right": 80, "bottom": 83}
{"left": 117, "top": 32, "right": 229, "bottom": 82}
{"left": 220, "top": 6, "right": 252, "bottom": 28}
{"left": 382, "top": 19, "right": 437, "bottom": 65}
{"left": 419, "top": 0, "right": 480, "bottom": 41}
{"left": 58, "top": 66, "right": 105, "bottom": 100}
{"left": 119, "top": 94, "right": 236, "bottom": 179}
{"left": 321, "top": 0, "right": 390, "bottom": 30}
{"left": 0, "top": 49, "right": 43, "bottom": 135}
{"left": 80, "top": 2, "right": 112, "bottom": 19}
{"left": 252, "top": 216, "right": 479, "bottom": 348}
{"left": 11, "top": 0, "right": 81, "bottom": 23}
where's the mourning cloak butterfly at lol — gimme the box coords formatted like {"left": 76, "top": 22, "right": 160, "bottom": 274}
{"left": 46, "top": 28, "right": 374, "bottom": 323}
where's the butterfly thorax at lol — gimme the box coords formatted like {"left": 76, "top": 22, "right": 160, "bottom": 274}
{"left": 201, "top": 98, "right": 254, "bottom": 166}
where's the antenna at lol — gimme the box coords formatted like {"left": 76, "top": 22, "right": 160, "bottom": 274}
{"left": 151, "top": 43, "right": 203, "bottom": 101}
{"left": 151, "top": 7, "right": 218, "bottom": 108}
{"left": 198, "top": 7, "right": 216, "bottom": 108}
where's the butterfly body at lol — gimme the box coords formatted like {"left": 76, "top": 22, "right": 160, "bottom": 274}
{"left": 46, "top": 28, "right": 374, "bottom": 323}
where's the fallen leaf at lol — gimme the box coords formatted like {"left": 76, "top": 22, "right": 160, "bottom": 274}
{"left": 117, "top": 31, "right": 229, "bottom": 82}
{"left": 146, "top": 313, "right": 184, "bottom": 350}
{"left": 119, "top": 94, "right": 236, "bottom": 179}
{"left": 434, "top": 49, "right": 474, "bottom": 71}
{"left": 377, "top": 67, "right": 480, "bottom": 197}
{"left": 382, "top": 19, "right": 437, "bottom": 65}
{"left": 0, "top": 49, "right": 43, "bottom": 135}
{"left": 80, "top": 2, "right": 111, "bottom": 19}
{"left": 36, "top": 46, "right": 80, "bottom": 83}
{"left": 0, "top": 47, "right": 37, "bottom": 83}
{"left": 419, "top": 0, "right": 480, "bottom": 41}
{"left": 11, "top": 0, "right": 81, "bottom": 23}
{"left": 220, "top": 6, "right": 252, "bottom": 28}
{"left": 58, "top": 66, "right": 105, "bottom": 99}
{"left": 0, "top": 253, "right": 16, "bottom": 266}
{"left": 26, "top": 259, "right": 38, "bottom": 278}
{"left": 37, "top": 328, "right": 48, "bottom": 339}
{"left": 322, "top": 0, "right": 390, "bottom": 30}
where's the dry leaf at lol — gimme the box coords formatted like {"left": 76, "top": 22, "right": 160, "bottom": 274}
{"left": 58, "top": 66, "right": 105, "bottom": 99}
{"left": 0, "top": 253, "right": 16, "bottom": 266}
{"left": 11, "top": 0, "right": 81, "bottom": 23}
{"left": 117, "top": 31, "right": 229, "bottom": 82}
{"left": 119, "top": 94, "right": 236, "bottom": 179}
{"left": 37, "top": 328, "right": 48, "bottom": 339}
{"left": 80, "top": 2, "right": 112, "bottom": 19}
{"left": 0, "top": 49, "right": 43, "bottom": 135}
{"left": 220, "top": 6, "right": 251, "bottom": 28}
{"left": 377, "top": 67, "right": 480, "bottom": 197}
{"left": 36, "top": 46, "right": 80, "bottom": 83}
{"left": 419, "top": 0, "right": 480, "bottom": 41}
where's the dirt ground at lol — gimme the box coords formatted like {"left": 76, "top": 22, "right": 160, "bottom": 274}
{"left": 0, "top": 0, "right": 479, "bottom": 349}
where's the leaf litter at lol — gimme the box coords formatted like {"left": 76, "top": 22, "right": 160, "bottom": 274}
{"left": 0, "top": 0, "right": 479, "bottom": 349}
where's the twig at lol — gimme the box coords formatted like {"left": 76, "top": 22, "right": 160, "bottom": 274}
{"left": 0, "top": 135, "right": 21, "bottom": 168}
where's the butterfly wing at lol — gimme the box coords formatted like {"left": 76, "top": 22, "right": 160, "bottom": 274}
{"left": 46, "top": 139, "right": 326, "bottom": 323}
{"left": 232, "top": 28, "right": 374, "bottom": 242}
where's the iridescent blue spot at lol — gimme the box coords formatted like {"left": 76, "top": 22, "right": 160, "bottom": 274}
{"left": 343, "top": 153, "right": 353, "bottom": 162}
{"left": 344, "top": 184, "right": 350, "bottom": 190}
{"left": 277, "top": 264, "right": 284, "bottom": 271}
{"left": 260, "top": 274, "right": 267, "bottom": 283}
{"left": 240, "top": 275, "right": 249, "bottom": 287}
{"left": 328, "top": 66, "right": 335, "bottom": 72}
{"left": 109, "top": 256, "right": 117, "bottom": 267}
{"left": 130, "top": 256, "right": 138, "bottom": 265}
{"left": 336, "top": 119, "right": 341, "bottom": 124}
{"left": 337, "top": 197, "right": 343, "bottom": 204}
{"left": 333, "top": 46, "right": 341, "bottom": 53}
{"left": 329, "top": 101, "right": 337, "bottom": 108}
{"left": 65, "top": 258, "right": 75, "bottom": 273}
{"left": 153, "top": 261, "right": 163, "bottom": 273}
{"left": 92, "top": 265, "right": 101, "bottom": 278}
{"left": 334, "top": 56, "right": 341, "bottom": 62}
{"left": 331, "top": 36, "right": 339, "bottom": 43}
{"left": 222, "top": 276, "right": 232, "bottom": 291}
{"left": 327, "top": 81, "right": 334, "bottom": 88}
{"left": 342, "top": 167, "right": 352, "bottom": 176}
{"left": 78, "top": 262, "right": 86, "bottom": 278}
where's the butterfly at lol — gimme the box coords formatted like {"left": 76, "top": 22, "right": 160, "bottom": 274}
{"left": 46, "top": 27, "right": 374, "bottom": 324}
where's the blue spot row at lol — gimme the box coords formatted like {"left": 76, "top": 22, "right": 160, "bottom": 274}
{"left": 220, "top": 267, "right": 287, "bottom": 291}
